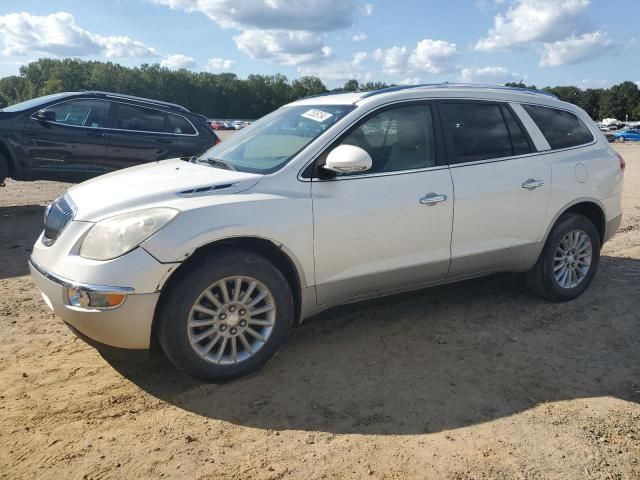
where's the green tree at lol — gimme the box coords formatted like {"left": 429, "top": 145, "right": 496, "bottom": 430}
{"left": 342, "top": 79, "right": 360, "bottom": 92}
{"left": 599, "top": 81, "right": 640, "bottom": 120}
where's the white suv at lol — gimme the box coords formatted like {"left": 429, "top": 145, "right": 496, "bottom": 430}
{"left": 30, "top": 84, "right": 624, "bottom": 381}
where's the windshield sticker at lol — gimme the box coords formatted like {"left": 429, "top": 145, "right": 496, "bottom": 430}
{"left": 301, "top": 109, "right": 334, "bottom": 123}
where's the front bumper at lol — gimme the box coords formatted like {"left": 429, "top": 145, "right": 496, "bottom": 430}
{"left": 29, "top": 257, "right": 160, "bottom": 350}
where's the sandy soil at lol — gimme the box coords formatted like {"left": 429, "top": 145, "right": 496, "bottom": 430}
{"left": 1, "top": 144, "right": 639, "bottom": 479}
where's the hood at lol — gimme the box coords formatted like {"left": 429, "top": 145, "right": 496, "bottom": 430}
{"left": 68, "top": 158, "right": 262, "bottom": 221}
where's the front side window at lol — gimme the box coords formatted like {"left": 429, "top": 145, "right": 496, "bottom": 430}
{"left": 335, "top": 104, "right": 436, "bottom": 174}
{"left": 522, "top": 104, "right": 594, "bottom": 149}
{"left": 44, "top": 99, "right": 111, "bottom": 128}
{"left": 197, "top": 104, "right": 355, "bottom": 174}
{"left": 440, "top": 102, "right": 517, "bottom": 164}
{"left": 114, "top": 103, "right": 166, "bottom": 133}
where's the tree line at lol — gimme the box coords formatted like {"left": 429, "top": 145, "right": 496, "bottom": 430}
{"left": 0, "top": 58, "right": 638, "bottom": 121}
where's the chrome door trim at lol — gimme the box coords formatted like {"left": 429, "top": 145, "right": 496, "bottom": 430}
{"left": 30, "top": 98, "right": 200, "bottom": 137}
{"left": 29, "top": 257, "right": 135, "bottom": 294}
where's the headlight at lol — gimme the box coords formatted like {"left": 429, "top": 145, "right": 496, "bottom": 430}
{"left": 79, "top": 208, "right": 179, "bottom": 260}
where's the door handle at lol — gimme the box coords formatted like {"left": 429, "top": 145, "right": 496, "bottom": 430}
{"left": 156, "top": 138, "right": 173, "bottom": 144}
{"left": 86, "top": 131, "right": 106, "bottom": 138}
{"left": 419, "top": 193, "right": 447, "bottom": 206}
{"left": 521, "top": 178, "right": 545, "bottom": 190}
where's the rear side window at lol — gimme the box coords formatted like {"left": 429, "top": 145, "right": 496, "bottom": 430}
{"left": 502, "top": 106, "right": 532, "bottom": 155}
{"left": 114, "top": 103, "right": 166, "bottom": 133}
{"left": 167, "top": 114, "right": 197, "bottom": 135}
{"left": 440, "top": 102, "right": 525, "bottom": 164}
{"left": 522, "top": 104, "right": 594, "bottom": 149}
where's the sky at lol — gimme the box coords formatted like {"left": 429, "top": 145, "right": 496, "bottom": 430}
{"left": 0, "top": 0, "right": 638, "bottom": 89}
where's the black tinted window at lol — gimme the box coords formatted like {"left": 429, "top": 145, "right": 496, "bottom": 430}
{"left": 46, "top": 99, "right": 111, "bottom": 128}
{"left": 114, "top": 104, "right": 166, "bottom": 132}
{"left": 167, "top": 114, "right": 196, "bottom": 135}
{"left": 440, "top": 102, "right": 513, "bottom": 163}
{"left": 522, "top": 104, "right": 594, "bottom": 149}
{"left": 502, "top": 106, "right": 532, "bottom": 155}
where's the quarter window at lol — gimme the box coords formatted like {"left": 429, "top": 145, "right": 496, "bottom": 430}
{"left": 114, "top": 103, "right": 166, "bottom": 133}
{"left": 44, "top": 99, "right": 111, "bottom": 128}
{"left": 440, "top": 102, "right": 517, "bottom": 164}
{"left": 336, "top": 104, "right": 436, "bottom": 174}
{"left": 167, "top": 114, "right": 196, "bottom": 135}
{"left": 522, "top": 104, "right": 594, "bottom": 149}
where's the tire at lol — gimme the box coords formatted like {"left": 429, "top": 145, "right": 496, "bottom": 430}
{"left": 618, "top": 136, "right": 625, "bottom": 143}
{"left": 157, "top": 248, "right": 294, "bottom": 382}
{"left": 525, "top": 213, "right": 601, "bottom": 302}
{"left": 0, "top": 153, "right": 7, "bottom": 185}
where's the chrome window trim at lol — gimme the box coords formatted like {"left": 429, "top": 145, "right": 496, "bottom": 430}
{"left": 519, "top": 102, "right": 596, "bottom": 151}
{"left": 29, "top": 256, "right": 135, "bottom": 294}
{"left": 297, "top": 96, "right": 599, "bottom": 181}
{"left": 30, "top": 98, "right": 200, "bottom": 137}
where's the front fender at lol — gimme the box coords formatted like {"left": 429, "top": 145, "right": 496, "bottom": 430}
{"left": 141, "top": 193, "right": 314, "bottom": 287}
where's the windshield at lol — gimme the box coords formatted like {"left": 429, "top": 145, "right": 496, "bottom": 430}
{"left": 1, "top": 93, "right": 70, "bottom": 112}
{"left": 197, "top": 104, "right": 356, "bottom": 174}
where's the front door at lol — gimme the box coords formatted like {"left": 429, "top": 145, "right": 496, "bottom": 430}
{"left": 311, "top": 103, "right": 454, "bottom": 304}
{"left": 21, "top": 98, "right": 111, "bottom": 180}
{"left": 438, "top": 100, "right": 552, "bottom": 274}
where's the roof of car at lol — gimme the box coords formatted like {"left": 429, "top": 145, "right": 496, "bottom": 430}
{"left": 69, "top": 91, "right": 191, "bottom": 113}
{"left": 290, "top": 83, "right": 563, "bottom": 108}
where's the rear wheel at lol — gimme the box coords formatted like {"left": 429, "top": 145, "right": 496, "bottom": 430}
{"left": 0, "top": 153, "right": 8, "bottom": 185}
{"left": 157, "top": 249, "right": 294, "bottom": 382}
{"left": 525, "top": 213, "right": 601, "bottom": 302}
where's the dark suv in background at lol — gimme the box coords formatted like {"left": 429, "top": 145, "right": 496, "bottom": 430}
{"left": 0, "top": 91, "right": 219, "bottom": 184}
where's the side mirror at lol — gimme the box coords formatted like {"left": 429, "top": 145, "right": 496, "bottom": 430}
{"left": 323, "top": 145, "right": 372, "bottom": 174}
{"left": 35, "top": 109, "right": 56, "bottom": 122}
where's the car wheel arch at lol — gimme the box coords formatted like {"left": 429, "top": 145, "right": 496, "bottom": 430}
{"left": 542, "top": 198, "right": 606, "bottom": 245}
{"left": 0, "top": 138, "right": 19, "bottom": 179}
{"left": 151, "top": 236, "right": 305, "bottom": 344}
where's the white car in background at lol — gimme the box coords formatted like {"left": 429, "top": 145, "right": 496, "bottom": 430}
{"left": 30, "top": 84, "right": 624, "bottom": 381}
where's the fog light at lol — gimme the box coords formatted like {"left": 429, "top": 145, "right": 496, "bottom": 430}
{"left": 67, "top": 288, "right": 126, "bottom": 309}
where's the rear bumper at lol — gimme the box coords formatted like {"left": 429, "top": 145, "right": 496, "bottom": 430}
{"left": 29, "top": 257, "right": 159, "bottom": 351}
{"left": 604, "top": 213, "right": 623, "bottom": 243}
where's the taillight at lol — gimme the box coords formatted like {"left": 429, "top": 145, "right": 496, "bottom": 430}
{"left": 617, "top": 152, "right": 626, "bottom": 173}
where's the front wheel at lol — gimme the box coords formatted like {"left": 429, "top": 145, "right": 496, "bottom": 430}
{"left": 525, "top": 213, "right": 601, "bottom": 302}
{"left": 157, "top": 249, "right": 294, "bottom": 381}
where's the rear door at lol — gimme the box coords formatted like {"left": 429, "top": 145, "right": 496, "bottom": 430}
{"left": 106, "top": 102, "right": 177, "bottom": 171}
{"left": 439, "top": 100, "right": 551, "bottom": 275}
{"left": 21, "top": 98, "right": 111, "bottom": 179}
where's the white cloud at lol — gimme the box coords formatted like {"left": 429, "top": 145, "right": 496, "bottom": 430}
{"left": 0, "top": 11, "right": 158, "bottom": 58}
{"left": 475, "top": 0, "right": 591, "bottom": 51}
{"left": 151, "top": 0, "right": 358, "bottom": 31}
{"left": 372, "top": 46, "right": 408, "bottom": 75}
{"left": 458, "top": 66, "right": 518, "bottom": 83}
{"left": 363, "top": 3, "right": 374, "bottom": 15}
{"left": 234, "top": 29, "right": 333, "bottom": 65}
{"left": 540, "top": 31, "right": 612, "bottom": 67}
{"left": 298, "top": 52, "right": 372, "bottom": 83}
{"left": 352, "top": 51, "right": 367, "bottom": 66}
{"left": 152, "top": 0, "right": 361, "bottom": 66}
{"left": 373, "top": 39, "right": 457, "bottom": 75}
{"left": 352, "top": 32, "right": 367, "bottom": 42}
{"left": 160, "top": 53, "right": 196, "bottom": 69}
{"left": 207, "top": 57, "right": 235, "bottom": 70}
{"left": 408, "top": 39, "right": 457, "bottom": 74}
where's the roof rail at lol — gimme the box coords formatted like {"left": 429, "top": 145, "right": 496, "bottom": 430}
{"left": 359, "top": 83, "right": 559, "bottom": 100}
{"left": 83, "top": 91, "right": 191, "bottom": 112}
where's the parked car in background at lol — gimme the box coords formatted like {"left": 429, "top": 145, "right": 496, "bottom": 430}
{"left": 0, "top": 91, "right": 219, "bottom": 184}
{"left": 613, "top": 129, "right": 640, "bottom": 142}
{"left": 209, "top": 120, "right": 226, "bottom": 130}
{"left": 29, "top": 84, "right": 623, "bottom": 381}
{"left": 232, "top": 120, "right": 246, "bottom": 130}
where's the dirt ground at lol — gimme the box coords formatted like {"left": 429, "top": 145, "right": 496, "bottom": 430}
{"left": 1, "top": 144, "right": 639, "bottom": 480}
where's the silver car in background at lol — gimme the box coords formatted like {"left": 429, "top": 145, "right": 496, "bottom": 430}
{"left": 30, "top": 84, "right": 624, "bottom": 381}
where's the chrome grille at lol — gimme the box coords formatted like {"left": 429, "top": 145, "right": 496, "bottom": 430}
{"left": 42, "top": 195, "right": 75, "bottom": 246}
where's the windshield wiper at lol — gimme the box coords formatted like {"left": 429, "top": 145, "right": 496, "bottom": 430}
{"left": 198, "top": 157, "right": 237, "bottom": 171}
